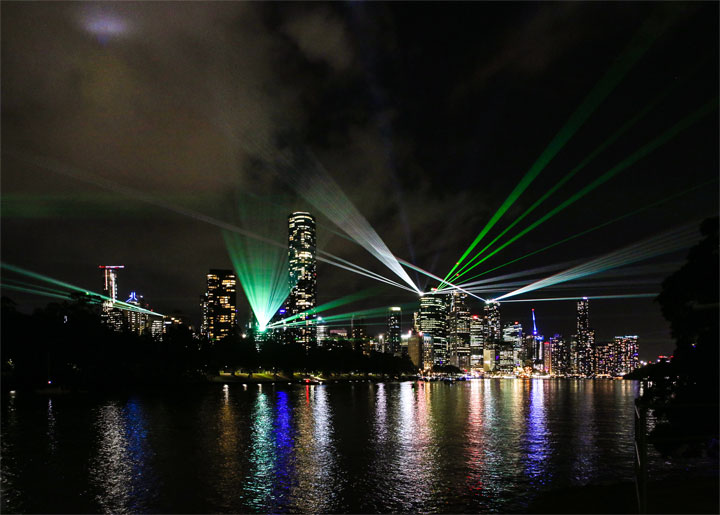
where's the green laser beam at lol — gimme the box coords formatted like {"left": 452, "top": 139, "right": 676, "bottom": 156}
{"left": 0, "top": 283, "right": 77, "bottom": 302}
{"left": 454, "top": 177, "right": 718, "bottom": 285}
{"left": 268, "top": 287, "right": 380, "bottom": 328}
{"left": 441, "top": 17, "right": 664, "bottom": 285}
{"left": 450, "top": 72, "right": 687, "bottom": 283}
{"left": 452, "top": 97, "right": 718, "bottom": 279}
{"left": 1, "top": 263, "right": 164, "bottom": 316}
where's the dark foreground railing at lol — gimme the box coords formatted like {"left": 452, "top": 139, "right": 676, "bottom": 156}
{"left": 634, "top": 397, "right": 648, "bottom": 514}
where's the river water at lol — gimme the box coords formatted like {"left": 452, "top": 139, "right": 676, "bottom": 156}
{"left": 2, "top": 379, "right": 641, "bottom": 513}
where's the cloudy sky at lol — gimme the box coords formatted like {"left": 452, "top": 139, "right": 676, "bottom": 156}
{"left": 2, "top": 2, "right": 717, "bottom": 359}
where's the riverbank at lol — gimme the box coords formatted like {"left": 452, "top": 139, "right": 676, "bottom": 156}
{"left": 528, "top": 477, "right": 719, "bottom": 514}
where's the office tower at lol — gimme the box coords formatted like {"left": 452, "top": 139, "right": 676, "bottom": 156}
{"left": 470, "top": 315, "right": 484, "bottom": 371}
{"left": 550, "top": 334, "right": 569, "bottom": 375}
{"left": 576, "top": 298, "right": 595, "bottom": 376}
{"left": 448, "top": 291, "right": 471, "bottom": 368}
{"left": 202, "top": 269, "right": 237, "bottom": 342}
{"left": 287, "top": 212, "right": 317, "bottom": 347}
{"left": 614, "top": 335, "right": 639, "bottom": 375}
{"left": 419, "top": 293, "right": 448, "bottom": 366}
{"left": 99, "top": 265, "right": 125, "bottom": 331}
{"left": 387, "top": 307, "right": 402, "bottom": 355}
{"left": 351, "top": 316, "right": 367, "bottom": 351}
{"left": 483, "top": 301, "right": 501, "bottom": 372}
{"left": 503, "top": 321, "right": 523, "bottom": 369}
{"left": 317, "top": 318, "right": 329, "bottom": 346}
{"left": 421, "top": 333, "right": 434, "bottom": 371}
{"left": 543, "top": 341, "right": 552, "bottom": 374}
{"left": 125, "top": 291, "right": 146, "bottom": 335}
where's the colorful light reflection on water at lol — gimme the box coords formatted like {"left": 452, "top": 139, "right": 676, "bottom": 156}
{"left": 1, "top": 381, "right": 641, "bottom": 513}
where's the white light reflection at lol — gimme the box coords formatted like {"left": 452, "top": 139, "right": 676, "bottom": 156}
{"left": 293, "top": 386, "right": 338, "bottom": 513}
{"left": 89, "top": 401, "right": 155, "bottom": 512}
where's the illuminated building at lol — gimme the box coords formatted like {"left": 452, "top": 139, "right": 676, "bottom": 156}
{"left": 482, "top": 301, "right": 501, "bottom": 372}
{"left": 576, "top": 298, "right": 595, "bottom": 376}
{"left": 419, "top": 293, "right": 448, "bottom": 366}
{"left": 503, "top": 321, "right": 523, "bottom": 368}
{"left": 351, "top": 316, "right": 367, "bottom": 351}
{"left": 125, "top": 291, "right": 146, "bottom": 334}
{"left": 543, "top": 341, "right": 552, "bottom": 374}
{"left": 99, "top": 265, "right": 125, "bottom": 331}
{"left": 614, "top": 335, "right": 640, "bottom": 375}
{"left": 202, "top": 269, "right": 237, "bottom": 342}
{"left": 484, "top": 301, "right": 501, "bottom": 349}
{"left": 288, "top": 212, "right": 317, "bottom": 347}
{"left": 387, "top": 307, "right": 402, "bottom": 355}
{"left": 550, "top": 334, "right": 569, "bottom": 375}
{"left": 470, "top": 315, "right": 484, "bottom": 370}
{"left": 595, "top": 341, "right": 616, "bottom": 376}
{"left": 448, "top": 291, "right": 471, "bottom": 369}
{"left": 316, "top": 318, "right": 329, "bottom": 346}
{"left": 422, "top": 333, "right": 434, "bottom": 370}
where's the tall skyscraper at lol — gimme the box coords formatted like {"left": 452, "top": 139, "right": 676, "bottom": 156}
{"left": 419, "top": 293, "right": 448, "bottom": 366}
{"left": 202, "top": 269, "right": 237, "bottom": 342}
{"left": 469, "top": 314, "right": 485, "bottom": 371}
{"left": 576, "top": 297, "right": 595, "bottom": 376}
{"left": 287, "top": 212, "right": 317, "bottom": 347}
{"left": 387, "top": 307, "right": 402, "bottom": 355}
{"left": 483, "top": 301, "right": 501, "bottom": 372}
{"left": 550, "top": 334, "right": 569, "bottom": 375}
{"left": 99, "top": 265, "right": 125, "bottom": 331}
{"left": 448, "top": 291, "right": 471, "bottom": 369}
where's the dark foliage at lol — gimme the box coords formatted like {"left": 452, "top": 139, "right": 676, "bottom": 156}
{"left": 1, "top": 299, "right": 414, "bottom": 391}
{"left": 641, "top": 216, "right": 719, "bottom": 457}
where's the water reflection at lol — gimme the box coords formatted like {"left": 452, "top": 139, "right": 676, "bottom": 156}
{"left": 245, "top": 393, "right": 274, "bottom": 511}
{"left": 89, "top": 399, "right": 156, "bottom": 513}
{"left": 524, "top": 380, "right": 549, "bottom": 482}
{"left": 293, "top": 386, "right": 339, "bottom": 513}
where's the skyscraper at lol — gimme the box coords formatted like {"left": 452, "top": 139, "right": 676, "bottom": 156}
{"left": 419, "top": 293, "right": 448, "bottom": 366}
{"left": 576, "top": 298, "right": 595, "bottom": 376}
{"left": 202, "top": 269, "right": 237, "bottom": 342}
{"left": 387, "top": 307, "right": 402, "bottom": 355}
{"left": 99, "top": 265, "right": 125, "bottom": 331}
{"left": 469, "top": 314, "right": 484, "bottom": 371}
{"left": 483, "top": 301, "right": 501, "bottom": 372}
{"left": 287, "top": 212, "right": 317, "bottom": 347}
{"left": 448, "top": 291, "right": 471, "bottom": 369}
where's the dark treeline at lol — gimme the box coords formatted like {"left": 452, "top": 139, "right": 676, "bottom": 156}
{"left": 631, "top": 216, "right": 719, "bottom": 459}
{"left": 1, "top": 295, "right": 415, "bottom": 391}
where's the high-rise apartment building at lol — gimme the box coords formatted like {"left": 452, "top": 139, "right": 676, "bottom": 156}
{"left": 202, "top": 269, "right": 237, "bottom": 342}
{"left": 448, "top": 291, "right": 471, "bottom": 369}
{"left": 287, "top": 212, "right": 317, "bottom": 347}
{"left": 576, "top": 298, "right": 595, "bottom": 376}
{"left": 387, "top": 307, "right": 402, "bottom": 355}
{"left": 503, "top": 321, "right": 523, "bottom": 368}
{"left": 614, "top": 335, "right": 640, "bottom": 375}
{"left": 550, "top": 334, "right": 569, "bottom": 375}
{"left": 419, "top": 293, "right": 448, "bottom": 366}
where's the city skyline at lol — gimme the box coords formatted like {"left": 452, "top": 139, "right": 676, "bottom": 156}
{"left": 2, "top": 2, "right": 718, "bottom": 361}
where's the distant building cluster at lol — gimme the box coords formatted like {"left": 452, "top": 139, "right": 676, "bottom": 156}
{"left": 99, "top": 265, "right": 188, "bottom": 339}
{"left": 116, "top": 209, "right": 643, "bottom": 377}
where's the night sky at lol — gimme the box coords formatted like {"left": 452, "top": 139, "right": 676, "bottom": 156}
{"left": 2, "top": 2, "right": 718, "bottom": 360}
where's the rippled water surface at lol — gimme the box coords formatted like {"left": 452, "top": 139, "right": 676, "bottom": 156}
{"left": 2, "top": 380, "right": 640, "bottom": 513}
